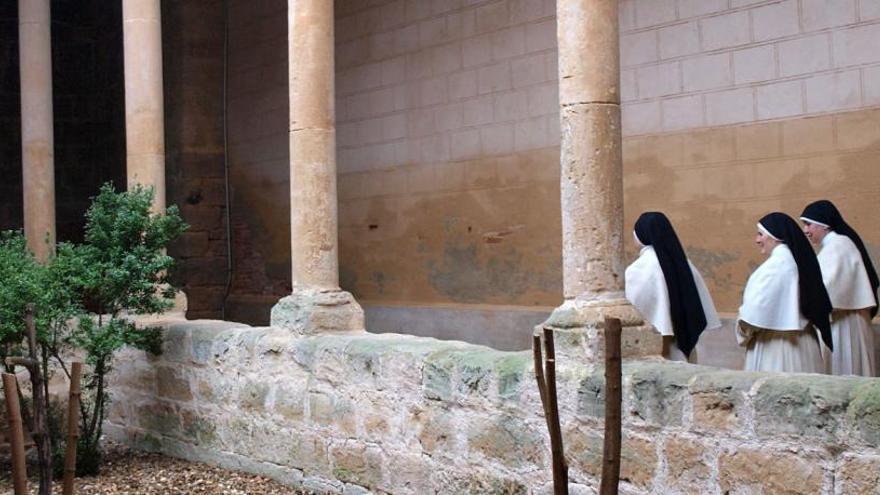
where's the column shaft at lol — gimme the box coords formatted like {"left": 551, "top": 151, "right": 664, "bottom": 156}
{"left": 123, "top": 0, "right": 166, "bottom": 211}
{"left": 288, "top": 0, "right": 338, "bottom": 290}
{"left": 541, "top": 0, "right": 660, "bottom": 360}
{"left": 557, "top": 0, "right": 623, "bottom": 301}
{"left": 19, "top": 0, "right": 56, "bottom": 262}
{"left": 271, "top": 0, "right": 363, "bottom": 334}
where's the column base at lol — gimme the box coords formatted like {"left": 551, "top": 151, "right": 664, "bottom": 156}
{"left": 270, "top": 288, "right": 365, "bottom": 335}
{"left": 535, "top": 297, "right": 661, "bottom": 362}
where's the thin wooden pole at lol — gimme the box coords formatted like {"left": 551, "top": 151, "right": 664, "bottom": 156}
{"left": 63, "top": 361, "right": 83, "bottom": 495}
{"left": 543, "top": 327, "right": 568, "bottom": 495}
{"left": 600, "top": 317, "right": 623, "bottom": 495}
{"left": 3, "top": 373, "right": 28, "bottom": 495}
{"left": 533, "top": 335, "right": 549, "bottom": 420}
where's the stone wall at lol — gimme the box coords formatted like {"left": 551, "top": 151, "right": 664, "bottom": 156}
{"left": 107, "top": 319, "right": 880, "bottom": 494}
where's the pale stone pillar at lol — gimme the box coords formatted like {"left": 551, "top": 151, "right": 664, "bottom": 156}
{"left": 19, "top": 0, "right": 55, "bottom": 262}
{"left": 541, "top": 0, "right": 660, "bottom": 360}
{"left": 122, "top": 0, "right": 165, "bottom": 212}
{"left": 270, "top": 0, "right": 364, "bottom": 334}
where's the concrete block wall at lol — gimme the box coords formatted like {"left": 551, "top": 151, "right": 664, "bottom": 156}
{"left": 619, "top": 0, "right": 880, "bottom": 134}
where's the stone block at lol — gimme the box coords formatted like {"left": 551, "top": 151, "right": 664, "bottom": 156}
{"left": 382, "top": 453, "right": 432, "bottom": 495}
{"left": 330, "top": 442, "right": 384, "bottom": 489}
{"left": 478, "top": 62, "right": 512, "bottom": 95}
{"left": 180, "top": 408, "right": 218, "bottom": 446}
{"left": 700, "top": 10, "right": 750, "bottom": 50}
{"left": 663, "top": 436, "right": 711, "bottom": 492}
{"left": 431, "top": 468, "right": 528, "bottom": 495}
{"left": 637, "top": 61, "right": 681, "bottom": 99}
{"left": 524, "top": 18, "right": 555, "bottom": 53}
{"left": 735, "top": 121, "right": 782, "bottom": 161}
{"left": 718, "top": 447, "right": 825, "bottom": 495}
{"left": 836, "top": 454, "right": 880, "bottom": 494}
{"left": 238, "top": 381, "right": 269, "bottom": 412}
{"left": 781, "top": 115, "right": 835, "bottom": 155}
{"left": 847, "top": 380, "right": 880, "bottom": 446}
{"left": 779, "top": 34, "right": 831, "bottom": 78}
{"left": 804, "top": 69, "right": 861, "bottom": 114}
{"left": 756, "top": 80, "right": 804, "bottom": 120}
{"left": 733, "top": 45, "right": 776, "bottom": 84}
{"left": 422, "top": 351, "right": 455, "bottom": 401}
{"left": 511, "top": 52, "right": 547, "bottom": 88}
{"left": 835, "top": 107, "right": 880, "bottom": 151}
{"left": 466, "top": 415, "right": 545, "bottom": 467}
{"left": 662, "top": 94, "right": 703, "bottom": 131}
{"left": 626, "top": 362, "right": 701, "bottom": 427}
{"left": 270, "top": 290, "right": 365, "bottom": 335}
{"left": 753, "top": 375, "right": 857, "bottom": 441}
{"left": 752, "top": 0, "right": 800, "bottom": 42}
{"left": 863, "top": 0, "right": 880, "bottom": 19}
{"left": 658, "top": 21, "right": 700, "bottom": 59}
{"left": 567, "top": 425, "right": 658, "bottom": 490}
{"left": 689, "top": 370, "right": 762, "bottom": 433}
{"left": 138, "top": 400, "right": 181, "bottom": 435}
{"left": 576, "top": 368, "right": 607, "bottom": 418}
{"left": 682, "top": 53, "right": 731, "bottom": 92}
{"left": 288, "top": 432, "right": 331, "bottom": 477}
{"left": 678, "top": 0, "right": 727, "bottom": 18}
{"left": 705, "top": 87, "right": 754, "bottom": 126}
{"left": 413, "top": 407, "right": 455, "bottom": 454}
{"left": 622, "top": 101, "right": 662, "bottom": 136}
{"left": 636, "top": 0, "right": 677, "bottom": 27}
{"left": 620, "top": 31, "right": 658, "bottom": 67}
{"left": 157, "top": 366, "right": 193, "bottom": 402}
{"left": 833, "top": 22, "right": 880, "bottom": 67}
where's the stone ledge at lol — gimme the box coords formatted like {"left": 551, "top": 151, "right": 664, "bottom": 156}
{"left": 108, "top": 318, "right": 880, "bottom": 494}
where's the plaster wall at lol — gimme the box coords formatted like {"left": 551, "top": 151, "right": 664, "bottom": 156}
{"left": 221, "top": 0, "right": 880, "bottom": 352}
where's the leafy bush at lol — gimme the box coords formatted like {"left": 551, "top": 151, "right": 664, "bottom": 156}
{"left": 0, "top": 183, "right": 187, "bottom": 476}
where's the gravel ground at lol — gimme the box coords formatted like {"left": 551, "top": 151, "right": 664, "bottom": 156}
{"left": 0, "top": 447, "right": 315, "bottom": 495}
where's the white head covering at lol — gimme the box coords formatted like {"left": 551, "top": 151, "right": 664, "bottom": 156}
{"left": 817, "top": 231, "right": 877, "bottom": 310}
{"left": 626, "top": 246, "right": 721, "bottom": 337}
{"left": 739, "top": 244, "right": 807, "bottom": 331}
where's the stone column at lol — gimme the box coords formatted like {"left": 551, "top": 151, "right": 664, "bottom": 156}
{"left": 19, "top": 0, "right": 55, "bottom": 262}
{"left": 122, "top": 0, "right": 165, "bottom": 212}
{"left": 270, "top": 0, "right": 364, "bottom": 334}
{"left": 541, "top": 0, "right": 660, "bottom": 360}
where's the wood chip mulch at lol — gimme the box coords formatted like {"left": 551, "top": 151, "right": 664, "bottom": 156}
{"left": 0, "top": 447, "right": 317, "bottom": 495}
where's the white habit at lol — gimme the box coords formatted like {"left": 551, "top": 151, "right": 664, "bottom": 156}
{"left": 736, "top": 244, "right": 824, "bottom": 373}
{"left": 625, "top": 246, "right": 722, "bottom": 363}
{"left": 816, "top": 231, "right": 876, "bottom": 376}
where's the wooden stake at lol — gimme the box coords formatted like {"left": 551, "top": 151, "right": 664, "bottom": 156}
{"left": 63, "top": 362, "right": 83, "bottom": 495}
{"left": 600, "top": 317, "right": 622, "bottom": 495}
{"left": 543, "top": 327, "right": 568, "bottom": 495}
{"left": 533, "top": 335, "right": 549, "bottom": 421}
{"left": 3, "top": 372, "right": 28, "bottom": 495}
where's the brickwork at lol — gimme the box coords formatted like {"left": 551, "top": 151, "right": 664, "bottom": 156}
{"left": 106, "top": 319, "right": 880, "bottom": 494}
{"left": 162, "top": 0, "right": 230, "bottom": 320}
{"left": 223, "top": 0, "right": 291, "bottom": 322}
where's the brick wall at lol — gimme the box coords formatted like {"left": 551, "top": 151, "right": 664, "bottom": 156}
{"left": 163, "top": 0, "right": 230, "bottom": 320}
{"left": 223, "top": 0, "right": 291, "bottom": 323}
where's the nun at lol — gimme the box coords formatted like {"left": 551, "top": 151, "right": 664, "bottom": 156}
{"left": 801, "top": 200, "right": 877, "bottom": 376}
{"left": 625, "top": 212, "right": 721, "bottom": 363}
{"left": 736, "top": 212, "right": 833, "bottom": 373}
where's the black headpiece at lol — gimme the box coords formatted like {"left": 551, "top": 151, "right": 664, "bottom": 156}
{"left": 634, "top": 212, "right": 707, "bottom": 357}
{"left": 759, "top": 212, "right": 833, "bottom": 349}
{"left": 801, "top": 200, "right": 879, "bottom": 317}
